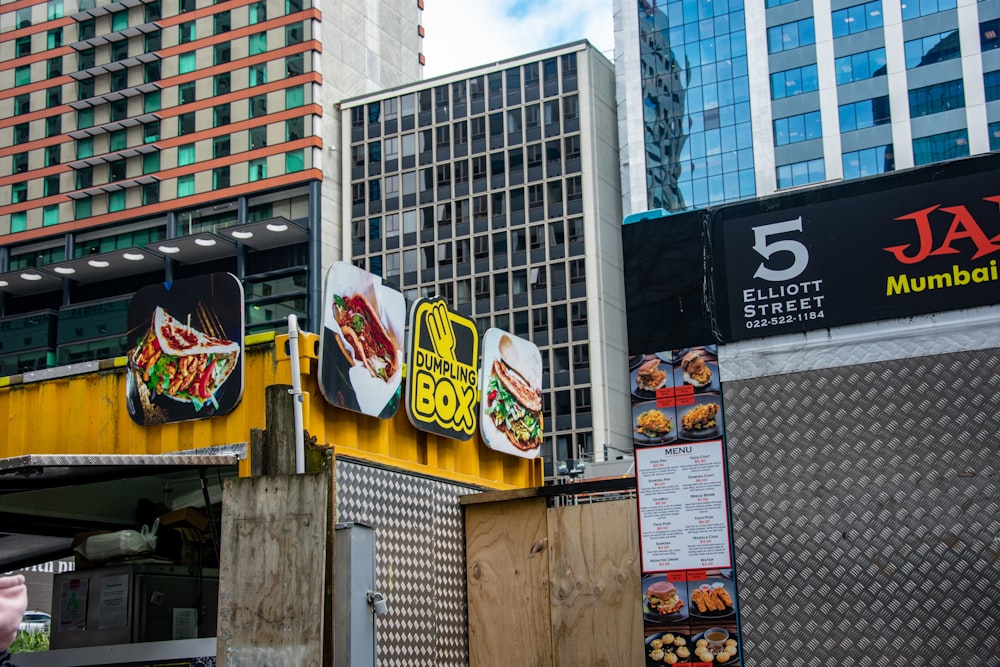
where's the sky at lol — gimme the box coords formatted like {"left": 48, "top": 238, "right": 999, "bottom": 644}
{"left": 420, "top": 0, "right": 616, "bottom": 79}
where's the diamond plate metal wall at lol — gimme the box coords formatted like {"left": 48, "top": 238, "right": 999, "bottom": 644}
{"left": 723, "top": 348, "right": 1000, "bottom": 666}
{"left": 335, "top": 459, "right": 477, "bottom": 667}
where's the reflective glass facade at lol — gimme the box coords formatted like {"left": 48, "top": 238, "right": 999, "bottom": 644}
{"left": 637, "top": 0, "right": 754, "bottom": 211}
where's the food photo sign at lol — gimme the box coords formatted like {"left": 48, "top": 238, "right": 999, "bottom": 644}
{"left": 630, "top": 345, "right": 742, "bottom": 666}
{"left": 126, "top": 273, "right": 245, "bottom": 426}
{"left": 479, "top": 329, "right": 544, "bottom": 459}
{"left": 318, "top": 262, "right": 406, "bottom": 419}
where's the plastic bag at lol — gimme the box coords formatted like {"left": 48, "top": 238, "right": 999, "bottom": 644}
{"left": 75, "top": 519, "right": 159, "bottom": 561}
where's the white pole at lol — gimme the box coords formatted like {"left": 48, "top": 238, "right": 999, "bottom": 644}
{"left": 288, "top": 314, "right": 305, "bottom": 474}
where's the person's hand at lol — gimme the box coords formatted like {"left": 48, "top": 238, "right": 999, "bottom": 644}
{"left": 0, "top": 575, "right": 27, "bottom": 651}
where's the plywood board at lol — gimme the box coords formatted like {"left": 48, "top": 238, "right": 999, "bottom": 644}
{"left": 217, "top": 473, "right": 331, "bottom": 666}
{"left": 548, "top": 501, "right": 643, "bottom": 667}
{"left": 465, "top": 497, "right": 552, "bottom": 667}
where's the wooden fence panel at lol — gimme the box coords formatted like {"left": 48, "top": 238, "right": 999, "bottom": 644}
{"left": 548, "top": 501, "right": 643, "bottom": 666}
{"left": 465, "top": 497, "right": 553, "bottom": 667}
{"left": 217, "top": 473, "right": 332, "bottom": 666}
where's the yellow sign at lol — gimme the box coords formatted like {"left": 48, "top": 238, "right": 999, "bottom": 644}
{"left": 405, "top": 297, "right": 479, "bottom": 440}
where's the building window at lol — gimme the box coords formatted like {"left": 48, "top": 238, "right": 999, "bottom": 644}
{"left": 989, "top": 122, "right": 1000, "bottom": 151}
{"left": 215, "top": 73, "right": 231, "bottom": 96}
{"left": 12, "top": 183, "right": 27, "bottom": 204}
{"left": 835, "top": 48, "right": 887, "bottom": 85}
{"left": 177, "top": 174, "right": 195, "bottom": 197}
{"left": 15, "top": 66, "right": 31, "bottom": 87}
{"left": 46, "top": 115, "right": 62, "bottom": 137}
{"left": 250, "top": 127, "right": 267, "bottom": 150}
{"left": 74, "top": 200, "right": 91, "bottom": 220}
{"left": 13, "top": 152, "right": 29, "bottom": 173}
{"left": 770, "top": 64, "right": 818, "bottom": 99}
{"left": 49, "top": 57, "right": 63, "bottom": 78}
{"left": 143, "top": 151, "right": 160, "bottom": 174}
{"left": 48, "top": 28, "right": 63, "bottom": 49}
{"left": 110, "top": 98, "right": 128, "bottom": 120}
{"left": 179, "top": 52, "right": 196, "bottom": 74}
{"left": 286, "top": 85, "right": 304, "bottom": 109}
{"left": 908, "top": 80, "right": 964, "bottom": 118}
{"left": 983, "top": 19, "right": 1000, "bottom": 51}
{"left": 213, "top": 166, "right": 230, "bottom": 189}
{"left": 903, "top": 0, "right": 955, "bottom": 20}
{"left": 214, "top": 43, "right": 231, "bottom": 65}
{"left": 143, "top": 182, "right": 159, "bottom": 205}
{"left": 109, "top": 160, "right": 126, "bottom": 181}
{"left": 912, "top": 129, "right": 969, "bottom": 165}
{"left": 986, "top": 70, "right": 1000, "bottom": 103}
{"left": 286, "top": 53, "right": 305, "bottom": 77}
{"left": 16, "top": 36, "right": 32, "bottom": 58}
{"left": 178, "top": 112, "right": 196, "bottom": 135}
{"left": 249, "top": 63, "right": 267, "bottom": 86}
{"left": 214, "top": 11, "right": 230, "bottom": 34}
{"left": 14, "top": 95, "right": 30, "bottom": 116}
{"left": 145, "top": 31, "right": 161, "bottom": 53}
{"left": 839, "top": 97, "right": 890, "bottom": 131}
{"left": 144, "top": 120, "right": 160, "bottom": 143}
{"left": 774, "top": 111, "right": 822, "bottom": 146}
{"left": 286, "top": 149, "right": 304, "bottom": 173}
{"left": 249, "top": 32, "right": 267, "bottom": 55}
{"left": 145, "top": 61, "right": 161, "bottom": 83}
{"left": 214, "top": 135, "right": 231, "bottom": 158}
{"left": 144, "top": 90, "right": 161, "bottom": 113}
{"left": 108, "top": 190, "right": 126, "bottom": 212}
{"left": 43, "top": 205, "right": 59, "bottom": 226}
{"left": 905, "top": 31, "right": 961, "bottom": 69}
{"left": 286, "top": 117, "right": 304, "bottom": 141}
{"left": 285, "top": 23, "right": 303, "bottom": 46}
{"left": 109, "top": 129, "right": 127, "bottom": 151}
{"left": 178, "top": 143, "right": 196, "bottom": 166}
{"left": 776, "top": 158, "right": 825, "bottom": 189}
{"left": 14, "top": 124, "right": 30, "bottom": 144}
{"left": 179, "top": 21, "right": 196, "bottom": 43}
{"left": 249, "top": 158, "right": 267, "bottom": 181}
{"left": 768, "top": 18, "right": 815, "bottom": 53}
{"left": 832, "top": 1, "right": 883, "bottom": 38}
{"left": 214, "top": 103, "right": 231, "bottom": 127}
{"left": 76, "top": 167, "right": 93, "bottom": 190}
{"left": 842, "top": 144, "right": 894, "bottom": 180}
{"left": 249, "top": 1, "right": 266, "bottom": 23}
{"left": 250, "top": 95, "right": 268, "bottom": 118}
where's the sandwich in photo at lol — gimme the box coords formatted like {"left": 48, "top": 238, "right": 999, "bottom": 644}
{"left": 333, "top": 293, "right": 398, "bottom": 382}
{"left": 485, "top": 334, "right": 543, "bottom": 452}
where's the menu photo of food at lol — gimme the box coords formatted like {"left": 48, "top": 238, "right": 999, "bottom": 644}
{"left": 318, "top": 261, "right": 406, "bottom": 419}
{"left": 633, "top": 401, "right": 677, "bottom": 446}
{"left": 126, "top": 273, "right": 245, "bottom": 426}
{"left": 632, "top": 354, "right": 670, "bottom": 398}
{"left": 480, "top": 329, "right": 544, "bottom": 459}
{"left": 643, "top": 574, "right": 688, "bottom": 624}
{"left": 677, "top": 395, "right": 723, "bottom": 441}
{"left": 645, "top": 630, "right": 695, "bottom": 666}
{"left": 673, "top": 347, "right": 720, "bottom": 394}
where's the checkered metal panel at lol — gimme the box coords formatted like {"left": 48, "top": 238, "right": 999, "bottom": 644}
{"left": 336, "top": 460, "right": 477, "bottom": 667}
{"left": 723, "top": 348, "right": 1000, "bottom": 666}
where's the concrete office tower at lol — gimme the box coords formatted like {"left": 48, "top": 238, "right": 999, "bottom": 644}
{"left": 615, "top": 0, "right": 1000, "bottom": 215}
{"left": 0, "top": 0, "right": 421, "bottom": 374}
{"left": 340, "top": 42, "right": 630, "bottom": 471}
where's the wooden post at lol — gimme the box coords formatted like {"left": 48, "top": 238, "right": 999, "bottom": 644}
{"left": 265, "top": 384, "right": 297, "bottom": 475}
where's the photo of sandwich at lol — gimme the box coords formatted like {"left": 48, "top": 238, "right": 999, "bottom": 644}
{"left": 130, "top": 306, "right": 240, "bottom": 411}
{"left": 481, "top": 330, "right": 544, "bottom": 458}
{"left": 332, "top": 293, "right": 398, "bottom": 382}
{"left": 126, "top": 273, "right": 245, "bottom": 426}
{"left": 319, "top": 262, "right": 405, "bottom": 419}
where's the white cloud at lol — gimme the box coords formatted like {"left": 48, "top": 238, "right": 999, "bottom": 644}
{"left": 421, "top": 0, "right": 615, "bottom": 79}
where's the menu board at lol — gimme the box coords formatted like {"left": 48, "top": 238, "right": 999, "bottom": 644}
{"left": 631, "top": 346, "right": 742, "bottom": 667}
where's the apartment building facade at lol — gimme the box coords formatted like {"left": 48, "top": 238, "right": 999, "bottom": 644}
{"left": 0, "top": 0, "right": 421, "bottom": 374}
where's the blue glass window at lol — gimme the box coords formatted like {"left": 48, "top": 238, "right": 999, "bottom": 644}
{"left": 766, "top": 0, "right": 797, "bottom": 6}
{"left": 990, "top": 121, "right": 1000, "bottom": 151}
{"left": 838, "top": 97, "right": 890, "bottom": 131}
{"left": 902, "top": 0, "right": 956, "bottom": 21}
{"left": 768, "top": 18, "right": 815, "bottom": 53}
{"left": 904, "top": 31, "right": 960, "bottom": 69}
{"left": 912, "top": 129, "right": 968, "bottom": 165}
{"left": 773, "top": 111, "right": 822, "bottom": 146}
{"left": 832, "top": 1, "right": 883, "bottom": 38}
{"left": 982, "top": 19, "right": 1000, "bottom": 51}
{"left": 842, "top": 144, "right": 894, "bottom": 180}
{"left": 771, "top": 64, "right": 819, "bottom": 99}
{"left": 835, "top": 48, "right": 887, "bottom": 84}
{"left": 776, "top": 158, "right": 825, "bottom": 189}
{"left": 985, "top": 70, "right": 1000, "bottom": 103}
{"left": 908, "top": 80, "right": 964, "bottom": 118}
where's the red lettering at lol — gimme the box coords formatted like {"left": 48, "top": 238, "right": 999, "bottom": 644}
{"left": 884, "top": 201, "right": 1000, "bottom": 265}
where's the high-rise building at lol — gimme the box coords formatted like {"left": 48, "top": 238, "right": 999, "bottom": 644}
{"left": 0, "top": 0, "right": 421, "bottom": 374}
{"left": 340, "top": 42, "right": 630, "bottom": 470}
{"left": 616, "top": 0, "right": 1000, "bottom": 215}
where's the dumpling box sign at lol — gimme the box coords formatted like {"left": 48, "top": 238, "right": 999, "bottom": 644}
{"left": 318, "top": 262, "right": 405, "bottom": 419}
{"left": 480, "top": 329, "right": 544, "bottom": 459}
{"left": 405, "top": 297, "right": 479, "bottom": 440}
{"left": 126, "top": 273, "right": 244, "bottom": 426}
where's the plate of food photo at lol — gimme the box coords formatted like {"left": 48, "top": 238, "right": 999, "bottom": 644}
{"left": 642, "top": 575, "right": 687, "bottom": 624}
{"left": 632, "top": 402, "right": 677, "bottom": 445}
{"left": 678, "top": 396, "right": 723, "bottom": 440}
{"left": 645, "top": 631, "right": 692, "bottom": 666}
{"left": 631, "top": 356, "right": 668, "bottom": 398}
